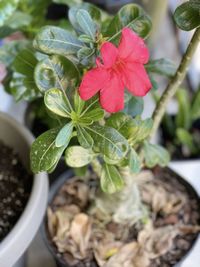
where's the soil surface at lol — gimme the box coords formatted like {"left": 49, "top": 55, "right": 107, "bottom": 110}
{"left": 0, "top": 141, "right": 32, "bottom": 242}
{"left": 47, "top": 168, "right": 200, "bottom": 267}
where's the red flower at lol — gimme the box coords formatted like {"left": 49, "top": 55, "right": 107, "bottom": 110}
{"left": 79, "top": 28, "right": 152, "bottom": 113}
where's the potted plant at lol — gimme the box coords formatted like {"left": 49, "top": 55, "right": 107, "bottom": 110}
{"left": 2, "top": 1, "right": 200, "bottom": 267}
{"left": 0, "top": 112, "right": 48, "bottom": 267}
{"left": 27, "top": 1, "right": 199, "bottom": 266}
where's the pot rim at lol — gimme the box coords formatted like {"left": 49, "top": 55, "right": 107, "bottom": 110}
{"left": 42, "top": 167, "right": 200, "bottom": 267}
{"left": 0, "top": 111, "right": 49, "bottom": 266}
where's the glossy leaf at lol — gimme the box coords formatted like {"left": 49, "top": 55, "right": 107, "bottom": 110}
{"left": 76, "top": 9, "right": 97, "bottom": 40}
{"left": 78, "top": 34, "right": 94, "bottom": 43}
{"left": 44, "top": 88, "right": 71, "bottom": 117}
{"left": 55, "top": 122, "right": 73, "bottom": 147}
{"left": 0, "top": 40, "right": 28, "bottom": 67}
{"left": 106, "top": 112, "right": 135, "bottom": 140}
{"left": 76, "top": 125, "right": 94, "bottom": 148}
{"left": 53, "top": 0, "right": 82, "bottom": 6}
{"left": 105, "top": 4, "right": 152, "bottom": 41}
{"left": 101, "top": 163, "right": 124, "bottom": 194}
{"left": 33, "top": 26, "right": 84, "bottom": 56}
{"left": 123, "top": 93, "right": 144, "bottom": 117}
{"left": 86, "top": 125, "right": 129, "bottom": 164}
{"left": 65, "top": 146, "right": 94, "bottom": 167}
{"left": 107, "top": 113, "right": 153, "bottom": 145}
{"left": 174, "top": 1, "right": 200, "bottom": 31}
{"left": 74, "top": 90, "right": 85, "bottom": 115}
{"left": 13, "top": 48, "right": 37, "bottom": 76}
{"left": 34, "top": 55, "right": 79, "bottom": 93}
{"left": 10, "top": 72, "right": 41, "bottom": 101}
{"left": 81, "top": 108, "right": 104, "bottom": 122}
{"left": 143, "top": 142, "right": 170, "bottom": 168}
{"left": 10, "top": 47, "right": 40, "bottom": 101}
{"left": 128, "top": 117, "right": 153, "bottom": 145}
{"left": 145, "top": 58, "right": 176, "bottom": 77}
{"left": 69, "top": 3, "right": 102, "bottom": 33}
{"left": 4, "top": 11, "right": 32, "bottom": 29}
{"left": 0, "top": 0, "right": 19, "bottom": 27}
{"left": 77, "top": 47, "right": 94, "bottom": 62}
{"left": 31, "top": 127, "right": 65, "bottom": 173}
{"left": 128, "top": 148, "right": 141, "bottom": 173}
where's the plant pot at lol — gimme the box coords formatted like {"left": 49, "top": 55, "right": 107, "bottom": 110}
{"left": 0, "top": 112, "right": 49, "bottom": 267}
{"left": 42, "top": 167, "right": 200, "bottom": 267}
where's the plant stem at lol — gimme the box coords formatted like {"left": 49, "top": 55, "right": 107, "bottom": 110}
{"left": 150, "top": 28, "right": 200, "bottom": 139}
{"left": 91, "top": 157, "right": 102, "bottom": 178}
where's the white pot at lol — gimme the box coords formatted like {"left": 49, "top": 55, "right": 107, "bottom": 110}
{"left": 0, "top": 112, "right": 49, "bottom": 267}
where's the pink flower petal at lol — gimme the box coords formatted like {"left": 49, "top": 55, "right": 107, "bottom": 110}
{"left": 79, "top": 67, "right": 110, "bottom": 100}
{"left": 100, "top": 72, "right": 124, "bottom": 113}
{"left": 118, "top": 28, "right": 149, "bottom": 64}
{"left": 100, "top": 42, "right": 118, "bottom": 68}
{"left": 122, "top": 62, "right": 152, "bottom": 97}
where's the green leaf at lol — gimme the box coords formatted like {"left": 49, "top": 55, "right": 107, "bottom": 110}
{"left": 128, "top": 148, "right": 141, "bottom": 173}
{"left": 174, "top": 1, "right": 200, "bottom": 31}
{"left": 69, "top": 3, "right": 102, "bottom": 33}
{"left": 0, "top": 0, "right": 19, "bottom": 27}
{"left": 55, "top": 122, "right": 73, "bottom": 147}
{"left": 105, "top": 4, "right": 152, "bottom": 41}
{"left": 0, "top": 40, "right": 28, "bottom": 67}
{"left": 175, "top": 88, "right": 191, "bottom": 130}
{"left": 4, "top": 11, "right": 32, "bottom": 29}
{"left": 86, "top": 125, "right": 129, "bottom": 164}
{"left": 176, "top": 128, "right": 196, "bottom": 152}
{"left": 33, "top": 26, "right": 84, "bottom": 56}
{"left": 76, "top": 9, "right": 97, "bottom": 40}
{"left": 74, "top": 90, "right": 85, "bottom": 115}
{"left": 191, "top": 88, "right": 200, "bottom": 120}
{"left": 13, "top": 48, "right": 37, "bottom": 76}
{"left": 143, "top": 142, "right": 170, "bottom": 168}
{"left": 81, "top": 108, "right": 104, "bottom": 122}
{"left": 78, "top": 34, "right": 94, "bottom": 43}
{"left": 44, "top": 88, "right": 71, "bottom": 117}
{"left": 10, "top": 72, "right": 41, "bottom": 101}
{"left": 34, "top": 55, "right": 79, "bottom": 93}
{"left": 0, "top": 26, "right": 15, "bottom": 38}
{"left": 76, "top": 125, "right": 94, "bottom": 148}
{"left": 106, "top": 113, "right": 153, "bottom": 145}
{"left": 123, "top": 94, "right": 144, "bottom": 117}
{"left": 145, "top": 58, "right": 176, "bottom": 77}
{"left": 31, "top": 127, "right": 65, "bottom": 173}
{"left": 52, "top": 0, "right": 82, "bottom": 6}
{"left": 65, "top": 146, "right": 94, "bottom": 167}
{"left": 10, "top": 47, "right": 40, "bottom": 101}
{"left": 106, "top": 112, "right": 135, "bottom": 140}
{"left": 101, "top": 163, "right": 124, "bottom": 194}
{"left": 77, "top": 47, "right": 94, "bottom": 62}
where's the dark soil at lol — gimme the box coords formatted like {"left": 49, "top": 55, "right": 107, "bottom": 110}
{"left": 47, "top": 168, "right": 200, "bottom": 267}
{"left": 0, "top": 141, "right": 32, "bottom": 242}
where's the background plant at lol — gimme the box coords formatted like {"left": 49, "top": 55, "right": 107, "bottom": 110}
{"left": 160, "top": 86, "right": 200, "bottom": 158}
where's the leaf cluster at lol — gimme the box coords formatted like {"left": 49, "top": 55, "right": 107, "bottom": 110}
{"left": 162, "top": 87, "right": 200, "bottom": 157}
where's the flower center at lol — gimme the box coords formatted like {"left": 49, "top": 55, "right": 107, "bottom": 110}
{"left": 112, "top": 59, "right": 125, "bottom": 73}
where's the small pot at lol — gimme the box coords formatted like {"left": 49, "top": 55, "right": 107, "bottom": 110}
{"left": 42, "top": 167, "right": 200, "bottom": 267}
{"left": 0, "top": 112, "right": 49, "bottom": 267}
